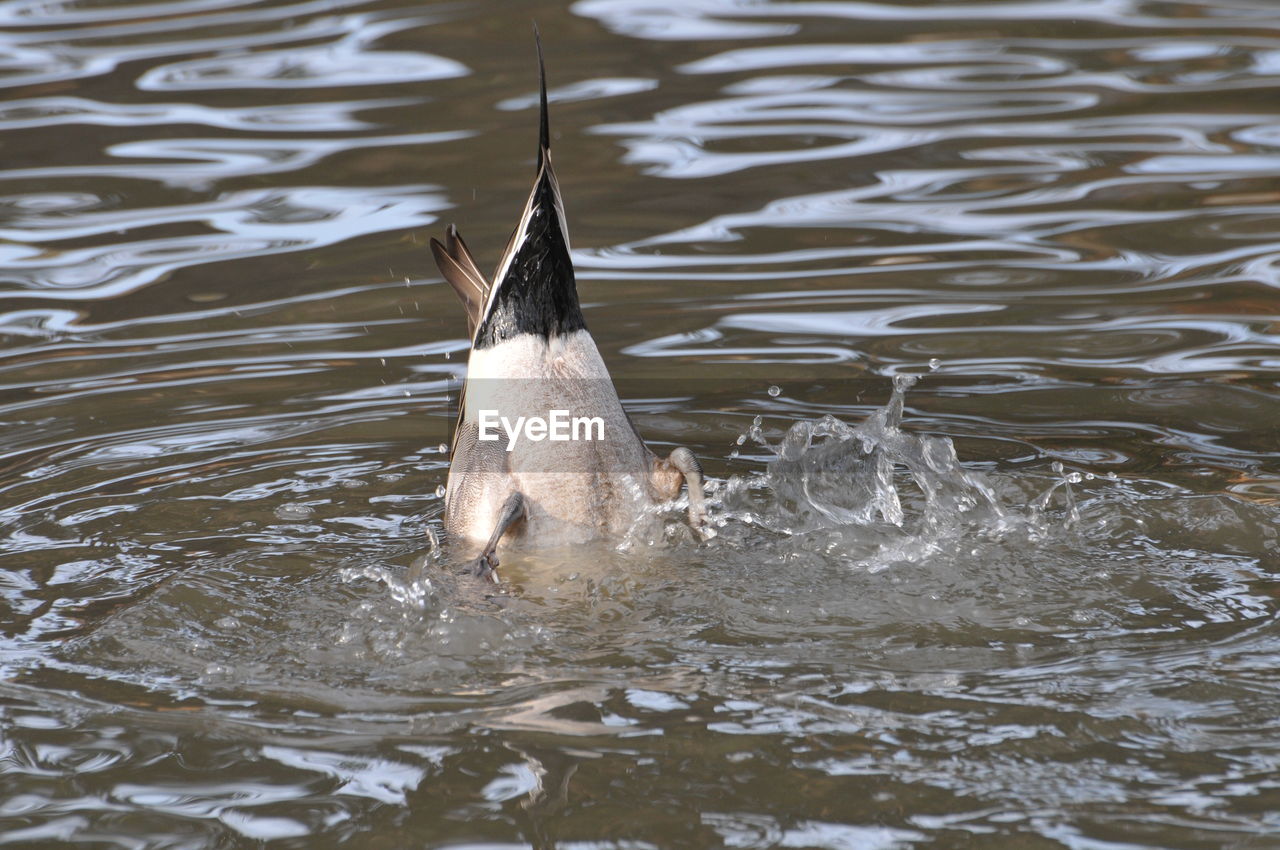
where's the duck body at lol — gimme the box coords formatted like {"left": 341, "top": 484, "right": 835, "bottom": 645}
{"left": 431, "top": 31, "right": 704, "bottom": 578}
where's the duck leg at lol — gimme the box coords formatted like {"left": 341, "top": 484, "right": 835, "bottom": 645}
{"left": 469, "top": 490, "right": 526, "bottom": 582}
{"left": 666, "top": 447, "right": 708, "bottom": 532}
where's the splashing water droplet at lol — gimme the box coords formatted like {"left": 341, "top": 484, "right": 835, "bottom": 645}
{"left": 928, "top": 358, "right": 941, "bottom": 371}
{"left": 435, "top": 485, "right": 446, "bottom": 498}
{"left": 767, "top": 385, "right": 781, "bottom": 397}
{"left": 341, "top": 564, "right": 437, "bottom": 611}
{"left": 892, "top": 374, "right": 919, "bottom": 394}
{"left": 711, "top": 376, "right": 1113, "bottom": 572}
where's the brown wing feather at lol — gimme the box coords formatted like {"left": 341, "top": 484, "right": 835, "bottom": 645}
{"left": 443, "top": 418, "right": 515, "bottom": 534}
{"left": 431, "top": 224, "right": 489, "bottom": 336}
{"left": 445, "top": 225, "right": 486, "bottom": 293}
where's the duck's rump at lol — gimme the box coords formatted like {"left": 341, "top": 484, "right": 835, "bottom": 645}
{"left": 444, "top": 331, "right": 662, "bottom": 549}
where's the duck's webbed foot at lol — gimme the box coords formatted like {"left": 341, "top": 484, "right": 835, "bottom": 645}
{"left": 666, "top": 447, "right": 709, "bottom": 534}
{"left": 466, "top": 551, "right": 500, "bottom": 583}
{"left": 463, "top": 491, "right": 526, "bottom": 583}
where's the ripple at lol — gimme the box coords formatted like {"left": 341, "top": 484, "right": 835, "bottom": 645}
{"left": 0, "top": 43, "right": 113, "bottom": 90}
{"left": 259, "top": 745, "right": 428, "bottom": 805}
{"left": 497, "top": 76, "right": 659, "bottom": 110}
{"left": 0, "top": 0, "right": 269, "bottom": 26}
{"left": 679, "top": 42, "right": 1069, "bottom": 77}
{"left": 0, "top": 185, "right": 448, "bottom": 299}
{"left": 3, "top": 0, "right": 1280, "bottom": 847}
{"left": 0, "top": 131, "right": 471, "bottom": 189}
{"left": 138, "top": 20, "right": 467, "bottom": 91}
{"left": 574, "top": 0, "right": 800, "bottom": 40}
{"left": 0, "top": 96, "right": 420, "bottom": 132}
{"left": 574, "top": 0, "right": 1150, "bottom": 40}
{"left": 0, "top": 2, "right": 382, "bottom": 92}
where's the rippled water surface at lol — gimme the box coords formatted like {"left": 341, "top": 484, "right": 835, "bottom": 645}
{"left": 2, "top": 0, "right": 1279, "bottom": 846}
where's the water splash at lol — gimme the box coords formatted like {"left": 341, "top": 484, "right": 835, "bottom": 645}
{"left": 1030, "top": 460, "right": 1084, "bottom": 531}
{"left": 711, "top": 377, "right": 1084, "bottom": 570}
{"left": 339, "top": 526, "right": 442, "bottom": 610}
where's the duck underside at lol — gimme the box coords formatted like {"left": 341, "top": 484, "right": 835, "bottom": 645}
{"left": 441, "top": 338, "right": 706, "bottom": 574}
{"left": 444, "top": 333, "right": 673, "bottom": 553}
{"left": 445, "top": 465, "right": 664, "bottom": 551}
{"left": 444, "top": 426, "right": 698, "bottom": 568}
{"left": 430, "top": 31, "right": 706, "bottom": 579}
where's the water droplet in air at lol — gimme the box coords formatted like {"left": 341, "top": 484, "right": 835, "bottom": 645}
{"left": 767, "top": 385, "right": 781, "bottom": 397}
{"left": 435, "top": 485, "right": 446, "bottom": 498}
{"left": 438, "top": 443, "right": 449, "bottom": 453}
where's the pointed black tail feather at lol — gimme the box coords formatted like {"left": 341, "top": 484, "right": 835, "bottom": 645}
{"left": 534, "top": 22, "right": 550, "bottom": 171}
{"left": 449, "top": 24, "right": 584, "bottom": 351}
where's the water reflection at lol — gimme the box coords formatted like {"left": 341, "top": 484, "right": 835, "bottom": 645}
{"left": 137, "top": 19, "right": 467, "bottom": 91}
{"left": 1, "top": 131, "right": 472, "bottom": 188}
{"left": 0, "top": 96, "right": 421, "bottom": 132}
{"left": 0, "top": 185, "right": 448, "bottom": 298}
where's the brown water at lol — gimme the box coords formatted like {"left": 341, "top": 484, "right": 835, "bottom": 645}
{"left": 2, "top": 0, "right": 1279, "bottom": 847}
